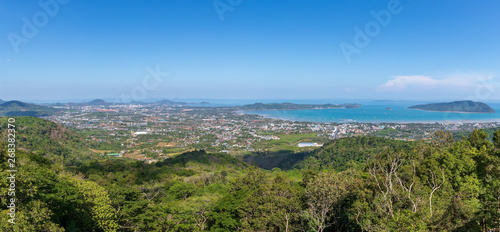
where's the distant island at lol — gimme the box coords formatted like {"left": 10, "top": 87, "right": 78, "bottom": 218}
{"left": 0, "top": 100, "right": 57, "bottom": 117}
{"left": 408, "top": 100, "right": 495, "bottom": 113}
{"left": 155, "top": 99, "right": 188, "bottom": 105}
{"left": 239, "top": 102, "right": 361, "bottom": 110}
{"left": 87, "top": 99, "right": 110, "bottom": 106}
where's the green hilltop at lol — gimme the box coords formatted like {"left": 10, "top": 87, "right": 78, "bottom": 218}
{"left": 87, "top": 99, "right": 110, "bottom": 106}
{"left": 408, "top": 100, "right": 495, "bottom": 113}
{"left": 0, "top": 100, "right": 57, "bottom": 117}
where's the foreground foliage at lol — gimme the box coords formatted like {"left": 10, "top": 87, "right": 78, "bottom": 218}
{"left": 1, "top": 117, "right": 500, "bottom": 231}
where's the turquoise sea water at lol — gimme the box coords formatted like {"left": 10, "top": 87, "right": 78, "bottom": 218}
{"left": 241, "top": 102, "right": 500, "bottom": 123}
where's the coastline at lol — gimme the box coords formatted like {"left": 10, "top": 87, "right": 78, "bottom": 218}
{"left": 407, "top": 108, "right": 496, "bottom": 114}
{"left": 237, "top": 106, "right": 361, "bottom": 112}
{"left": 236, "top": 107, "right": 360, "bottom": 112}
{"left": 238, "top": 109, "right": 500, "bottom": 124}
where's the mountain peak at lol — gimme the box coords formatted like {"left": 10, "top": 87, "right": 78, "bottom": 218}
{"left": 0, "top": 100, "right": 56, "bottom": 117}
{"left": 88, "top": 99, "right": 109, "bottom": 106}
{"left": 0, "top": 100, "right": 29, "bottom": 107}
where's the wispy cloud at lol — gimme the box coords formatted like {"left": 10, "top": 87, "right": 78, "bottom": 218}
{"left": 377, "top": 73, "right": 495, "bottom": 92}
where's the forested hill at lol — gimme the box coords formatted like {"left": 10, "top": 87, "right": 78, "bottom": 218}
{"left": 0, "top": 117, "right": 251, "bottom": 231}
{"left": 239, "top": 102, "right": 361, "bottom": 110}
{"left": 408, "top": 100, "right": 495, "bottom": 113}
{"left": 0, "top": 117, "right": 92, "bottom": 163}
{"left": 0, "top": 100, "right": 57, "bottom": 117}
{"left": 87, "top": 99, "right": 110, "bottom": 106}
{"left": 294, "top": 136, "right": 416, "bottom": 170}
{"left": 159, "top": 149, "right": 247, "bottom": 168}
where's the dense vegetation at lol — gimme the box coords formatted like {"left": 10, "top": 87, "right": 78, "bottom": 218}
{"left": 453, "top": 126, "right": 500, "bottom": 141}
{"left": 0, "top": 145, "right": 118, "bottom": 231}
{"left": 0, "top": 117, "right": 93, "bottom": 165}
{"left": 408, "top": 100, "right": 495, "bottom": 113}
{"left": 1, "top": 117, "right": 500, "bottom": 231}
{"left": 295, "top": 136, "right": 416, "bottom": 171}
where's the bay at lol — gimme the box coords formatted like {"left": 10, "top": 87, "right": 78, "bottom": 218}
{"left": 241, "top": 101, "right": 500, "bottom": 123}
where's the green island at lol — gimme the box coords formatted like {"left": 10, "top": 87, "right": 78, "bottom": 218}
{"left": 239, "top": 102, "right": 361, "bottom": 110}
{"left": 408, "top": 100, "right": 496, "bottom": 113}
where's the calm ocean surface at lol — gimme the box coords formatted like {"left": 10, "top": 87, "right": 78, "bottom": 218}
{"left": 184, "top": 99, "right": 500, "bottom": 123}
{"left": 236, "top": 101, "right": 500, "bottom": 123}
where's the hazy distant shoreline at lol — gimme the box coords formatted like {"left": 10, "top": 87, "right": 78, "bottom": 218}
{"left": 239, "top": 108, "right": 500, "bottom": 124}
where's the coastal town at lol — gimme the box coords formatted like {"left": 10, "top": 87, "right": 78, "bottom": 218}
{"left": 42, "top": 101, "right": 500, "bottom": 163}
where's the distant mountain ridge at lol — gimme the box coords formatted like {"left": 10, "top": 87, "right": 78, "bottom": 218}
{"left": 1, "top": 100, "right": 28, "bottom": 107}
{"left": 72, "top": 99, "right": 189, "bottom": 106}
{"left": 240, "top": 102, "right": 361, "bottom": 110}
{"left": 155, "top": 99, "right": 188, "bottom": 105}
{"left": 0, "top": 100, "right": 57, "bottom": 117}
{"left": 45, "top": 98, "right": 211, "bottom": 107}
{"left": 408, "top": 100, "right": 495, "bottom": 113}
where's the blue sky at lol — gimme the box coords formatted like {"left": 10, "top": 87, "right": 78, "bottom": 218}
{"left": 1, "top": 0, "right": 499, "bottom": 102}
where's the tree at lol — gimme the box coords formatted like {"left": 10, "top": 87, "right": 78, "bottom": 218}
{"left": 238, "top": 171, "right": 302, "bottom": 232}
{"left": 493, "top": 130, "right": 500, "bottom": 150}
{"left": 468, "top": 129, "right": 492, "bottom": 151}
{"left": 426, "top": 168, "right": 445, "bottom": 217}
{"left": 303, "top": 170, "right": 354, "bottom": 232}
{"left": 192, "top": 201, "right": 210, "bottom": 232}
{"left": 68, "top": 174, "right": 120, "bottom": 232}
{"left": 367, "top": 151, "right": 405, "bottom": 218}
{"left": 169, "top": 182, "right": 197, "bottom": 201}
{"left": 432, "top": 130, "right": 454, "bottom": 148}
{"left": 0, "top": 201, "right": 64, "bottom": 232}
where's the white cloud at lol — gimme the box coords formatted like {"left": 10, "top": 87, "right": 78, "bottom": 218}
{"left": 377, "top": 73, "right": 495, "bottom": 92}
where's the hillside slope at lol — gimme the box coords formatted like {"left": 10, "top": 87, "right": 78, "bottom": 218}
{"left": 0, "top": 117, "right": 93, "bottom": 163}
{"left": 0, "top": 100, "right": 57, "bottom": 117}
{"left": 0, "top": 143, "right": 118, "bottom": 231}
{"left": 294, "top": 136, "right": 416, "bottom": 170}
